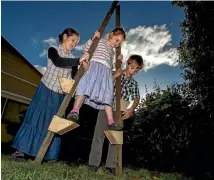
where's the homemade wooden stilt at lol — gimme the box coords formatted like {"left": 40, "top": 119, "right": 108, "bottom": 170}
{"left": 48, "top": 116, "right": 79, "bottom": 135}
{"left": 115, "top": 5, "right": 123, "bottom": 177}
{"left": 104, "top": 99, "right": 129, "bottom": 142}
{"left": 59, "top": 77, "right": 75, "bottom": 94}
{"left": 104, "top": 4, "right": 123, "bottom": 176}
{"left": 103, "top": 4, "right": 123, "bottom": 177}
{"left": 104, "top": 130, "right": 123, "bottom": 144}
{"left": 33, "top": 0, "right": 119, "bottom": 165}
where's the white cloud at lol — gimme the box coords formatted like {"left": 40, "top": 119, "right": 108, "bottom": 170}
{"left": 34, "top": 65, "right": 47, "bottom": 75}
{"left": 43, "top": 37, "right": 57, "bottom": 46}
{"left": 75, "top": 45, "right": 84, "bottom": 51}
{"left": 39, "top": 37, "right": 57, "bottom": 57}
{"left": 30, "top": 37, "right": 39, "bottom": 47}
{"left": 39, "top": 25, "right": 178, "bottom": 70}
{"left": 121, "top": 25, "right": 178, "bottom": 70}
{"left": 39, "top": 49, "right": 48, "bottom": 57}
{"left": 74, "top": 25, "right": 178, "bottom": 71}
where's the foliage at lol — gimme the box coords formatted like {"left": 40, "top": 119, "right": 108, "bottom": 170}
{"left": 172, "top": 1, "right": 214, "bottom": 176}
{"left": 172, "top": 1, "right": 214, "bottom": 110}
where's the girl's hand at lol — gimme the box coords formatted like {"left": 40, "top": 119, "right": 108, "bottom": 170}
{"left": 83, "top": 61, "right": 89, "bottom": 71}
{"left": 117, "top": 54, "right": 123, "bottom": 62}
{"left": 80, "top": 53, "right": 89, "bottom": 63}
{"left": 92, "top": 31, "right": 100, "bottom": 41}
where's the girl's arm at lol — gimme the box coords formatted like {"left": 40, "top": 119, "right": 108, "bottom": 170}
{"left": 48, "top": 47, "right": 80, "bottom": 68}
{"left": 82, "top": 38, "right": 93, "bottom": 53}
{"left": 83, "top": 31, "right": 100, "bottom": 53}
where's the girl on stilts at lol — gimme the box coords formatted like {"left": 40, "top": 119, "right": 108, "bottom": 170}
{"left": 12, "top": 28, "right": 89, "bottom": 161}
{"left": 67, "top": 28, "right": 126, "bottom": 130}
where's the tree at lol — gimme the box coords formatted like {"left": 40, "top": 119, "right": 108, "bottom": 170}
{"left": 172, "top": 1, "right": 214, "bottom": 178}
{"left": 172, "top": 1, "right": 214, "bottom": 111}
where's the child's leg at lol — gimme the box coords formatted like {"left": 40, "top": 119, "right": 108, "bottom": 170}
{"left": 105, "top": 105, "right": 122, "bottom": 131}
{"left": 104, "top": 105, "right": 115, "bottom": 125}
{"left": 72, "top": 95, "right": 85, "bottom": 113}
{"left": 67, "top": 95, "right": 85, "bottom": 121}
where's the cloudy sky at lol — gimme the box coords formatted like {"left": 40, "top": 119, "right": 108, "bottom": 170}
{"left": 2, "top": 1, "right": 184, "bottom": 98}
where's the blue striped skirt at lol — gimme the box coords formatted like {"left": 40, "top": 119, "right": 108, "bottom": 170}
{"left": 12, "top": 82, "right": 64, "bottom": 160}
{"left": 76, "top": 61, "right": 114, "bottom": 110}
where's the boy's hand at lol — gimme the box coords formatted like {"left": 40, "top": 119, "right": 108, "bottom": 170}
{"left": 121, "top": 108, "right": 133, "bottom": 121}
{"left": 80, "top": 53, "right": 89, "bottom": 63}
{"left": 114, "top": 68, "right": 123, "bottom": 78}
{"left": 92, "top": 31, "right": 100, "bottom": 40}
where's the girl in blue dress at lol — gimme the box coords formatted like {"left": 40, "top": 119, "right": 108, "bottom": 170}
{"left": 12, "top": 28, "right": 89, "bottom": 161}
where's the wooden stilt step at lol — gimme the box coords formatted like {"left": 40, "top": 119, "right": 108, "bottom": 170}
{"left": 48, "top": 115, "right": 80, "bottom": 135}
{"left": 59, "top": 77, "right": 75, "bottom": 94}
{"left": 104, "top": 130, "right": 123, "bottom": 145}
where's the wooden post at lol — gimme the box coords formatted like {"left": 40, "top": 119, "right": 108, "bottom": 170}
{"left": 33, "top": 1, "right": 119, "bottom": 165}
{"left": 115, "top": 4, "right": 123, "bottom": 177}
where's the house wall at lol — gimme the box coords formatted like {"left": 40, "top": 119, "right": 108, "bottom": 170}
{"left": 1, "top": 37, "right": 42, "bottom": 145}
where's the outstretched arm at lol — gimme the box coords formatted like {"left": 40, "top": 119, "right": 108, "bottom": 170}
{"left": 48, "top": 47, "right": 80, "bottom": 68}
{"left": 82, "top": 38, "right": 93, "bottom": 53}
{"left": 83, "top": 31, "right": 100, "bottom": 53}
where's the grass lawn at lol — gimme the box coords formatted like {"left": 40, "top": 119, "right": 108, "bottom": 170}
{"left": 1, "top": 155, "right": 184, "bottom": 180}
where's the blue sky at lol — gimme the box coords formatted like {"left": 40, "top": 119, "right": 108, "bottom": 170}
{"left": 2, "top": 1, "right": 184, "bottom": 97}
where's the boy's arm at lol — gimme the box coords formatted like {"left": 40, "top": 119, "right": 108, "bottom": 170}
{"left": 130, "top": 82, "right": 141, "bottom": 111}
{"left": 121, "top": 82, "right": 140, "bottom": 120}
{"left": 112, "top": 69, "right": 123, "bottom": 81}
{"left": 129, "top": 98, "right": 140, "bottom": 111}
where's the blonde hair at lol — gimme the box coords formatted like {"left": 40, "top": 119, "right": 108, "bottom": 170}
{"left": 109, "top": 27, "right": 126, "bottom": 40}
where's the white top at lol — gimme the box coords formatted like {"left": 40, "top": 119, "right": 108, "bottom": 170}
{"left": 83, "top": 38, "right": 115, "bottom": 69}
{"left": 41, "top": 45, "right": 75, "bottom": 94}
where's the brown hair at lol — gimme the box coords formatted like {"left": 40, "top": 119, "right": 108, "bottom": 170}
{"left": 109, "top": 27, "right": 126, "bottom": 40}
{"left": 59, "top": 28, "right": 79, "bottom": 43}
{"left": 128, "top": 54, "right": 144, "bottom": 68}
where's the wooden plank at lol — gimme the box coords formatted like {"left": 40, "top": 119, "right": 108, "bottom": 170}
{"left": 1, "top": 98, "right": 8, "bottom": 117}
{"left": 1, "top": 73, "right": 38, "bottom": 100}
{"left": 33, "top": 0, "right": 119, "bottom": 165}
{"left": 34, "top": 132, "right": 55, "bottom": 165}
{"left": 2, "top": 36, "right": 42, "bottom": 78}
{"left": 115, "top": 5, "right": 122, "bottom": 125}
{"left": 48, "top": 116, "right": 80, "bottom": 135}
{"left": 115, "top": 5, "right": 123, "bottom": 177}
{"left": 58, "top": 77, "right": 75, "bottom": 94}
{"left": 1, "top": 92, "right": 30, "bottom": 105}
{"left": 104, "top": 130, "right": 123, "bottom": 144}
{"left": 1, "top": 51, "right": 41, "bottom": 84}
{"left": 116, "top": 145, "right": 122, "bottom": 176}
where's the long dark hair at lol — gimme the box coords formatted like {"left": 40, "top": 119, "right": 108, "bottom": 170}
{"left": 58, "top": 28, "right": 79, "bottom": 43}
